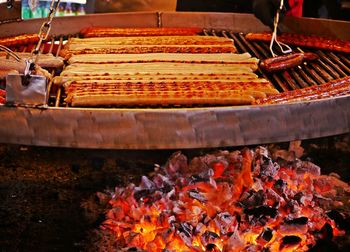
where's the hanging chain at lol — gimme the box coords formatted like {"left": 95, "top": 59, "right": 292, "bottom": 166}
{"left": 31, "top": 0, "right": 61, "bottom": 61}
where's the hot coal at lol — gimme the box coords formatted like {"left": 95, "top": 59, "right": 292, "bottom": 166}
{"left": 206, "top": 243, "right": 220, "bottom": 252}
{"left": 240, "top": 189, "right": 265, "bottom": 208}
{"left": 258, "top": 227, "right": 274, "bottom": 243}
{"left": 327, "top": 210, "right": 350, "bottom": 233}
{"left": 321, "top": 222, "right": 334, "bottom": 240}
{"left": 188, "top": 189, "right": 207, "bottom": 203}
{"left": 94, "top": 145, "right": 349, "bottom": 251}
{"left": 244, "top": 206, "right": 278, "bottom": 219}
{"left": 285, "top": 216, "right": 309, "bottom": 225}
{"left": 280, "top": 235, "right": 302, "bottom": 249}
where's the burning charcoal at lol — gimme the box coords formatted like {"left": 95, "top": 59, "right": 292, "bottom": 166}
{"left": 242, "top": 244, "right": 264, "bottom": 252}
{"left": 256, "top": 227, "right": 274, "bottom": 245}
{"left": 188, "top": 189, "right": 207, "bottom": 203}
{"left": 293, "top": 192, "right": 303, "bottom": 202}
{"left": 289, "top": 140, "right": 304, "bottom": 157}
{"left": 327, "top": 210, "right": 350, "bottom": 232}
{"left": 188, "top": 156, "right": 210, "bottom": 174}
{"left": 273, "top": 149, "right": 297, "bottom": 162}
{"left": 280, "top": 217, "right": 309, "bottom": 235}
{"left": 157, "top": 212, "right": 170, "bottom": 227}
{"left": 227, "top": 150, "right": 243, "bottom": 169}
{"left": 285, "top": 199, "right": 301, "bottom": 214}
{"left": 285, "top": 216, "right": 308, "bottom": 225}
{"left": 178, "top": 222, "right": 193, "bottom": 238}
{"left": 201, "top": 231, "right": 220, "bottom": 247}
{"left": 244, "top": 206, "right": 277, "bottom": 219}
{"left": 240, "top": 190, "right": 265, "bottom": 208}
{"left": 190, "top": 168, "right": 214, "bottom": 184}
{"left": 160, "top": 182, "right": 173, "bottom": 194}
{"left": 177, "top": 229, "right": 193, "bottom": 248}
{"left": 253, "top": 146, "right": 279, "bottom": 178}
{"left": 222, "top": 227, "right": 245, "bottom": 252}
{"left": 273, "top": 179, "right": 287, "bottom": 194}
{"left": 214, "top": 212, "right": 236, "bottom": 235}
{"left": 201, "top": 214, "right": 212, "bottom": 225}
{"left": 313, "top": 194, "right": 333, "bottom": 208}
{"left": 279, "top": 235, "right": 302, "bottom": 250}
{"left": 124, "top": 232, "right": 146, "bottom": 249}
{"left": 255, "top": 146, "right": 270, "bottom": 160}
{"left": 206, "top": 243, "right": 220, "bottom": 252}
{"left": 194, "top": 222, "right": 206, "bottom": 235}
{"left": 162, "top": 228, "right": 175, "bottom": 244}
{"left": 296, "top": 160, "right": 321, "bottom": 176}
{"left": 212, "top": 161, "right": 226, "bottom": 178}
{"left": 106, "top": 206, "right": 125, "bottom": 221}
{"left": 133, "top": 189, "right": 156, "bottom": 202}
{"left": 139, "top": 176, "right": 155, "bottom": 190}
{"left": 153, "top": 174, "right": 172, "bottom": 189}
{"left": 165, "top": 151, "right": 188, "bottom": 176}
{"left": 321, "top": 222, "right": 334, "bottom": 241}
{"left": 260, "top": 159, "right": 279, "bottom": 178}
{"left": 124, "top": 247, "right": 147, "bottom": 252}
{"left": 266, "top": 188, "right": 285, "bottom": 207}
{"left": 293, "top": 192, "right": 313, "bottom": 206}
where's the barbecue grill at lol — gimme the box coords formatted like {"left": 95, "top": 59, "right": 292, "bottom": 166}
{"left": 0, "top": 12, "right": 349, "bottom": 149}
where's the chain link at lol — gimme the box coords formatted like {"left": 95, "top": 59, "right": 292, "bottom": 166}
{"left": 32, "top": 0, "right": 61, "bottom": 59}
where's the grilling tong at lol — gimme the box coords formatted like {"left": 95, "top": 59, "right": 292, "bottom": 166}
{"left": 269, "top": 0, "right": 292, "bottom": 57}
{"left": 3, "top": 0, "right": 61, "bottom": 107}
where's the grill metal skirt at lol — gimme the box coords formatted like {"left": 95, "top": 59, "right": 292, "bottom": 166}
{"left": 0, "top": 12, "right": 349, "bottom": 149}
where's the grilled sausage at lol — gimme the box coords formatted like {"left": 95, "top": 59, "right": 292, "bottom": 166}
{"left": 260, "top": 52, "right": 319, "bottom": 73}
{"left": 0, "top": 34, "right": 39, "bottom": 47}
{"left": 246, "top": 32, "right": 350, "bottom": 53}
{"left": 260, "top": 54, "right": 304, "bottom": 72}
{"left": 255, "top": 76, "right": 350, "bottom": 104}
{"left": 80, "top": 27, "right": 202, "bottom": 38}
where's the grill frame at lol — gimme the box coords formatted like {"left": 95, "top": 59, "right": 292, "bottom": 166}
{"left": 0, "top": 12, "right": 349, "bottom": 149}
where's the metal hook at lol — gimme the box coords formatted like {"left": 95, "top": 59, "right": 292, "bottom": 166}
{"left": 269, "top": 0, "right": 292, "bottom": 57}
{"left": 0, "top": 44, "right": 21, "bottom": 62}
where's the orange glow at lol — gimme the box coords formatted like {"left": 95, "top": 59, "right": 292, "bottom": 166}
{"left": 100, "top": 147, "right": 346, "bottom": 251}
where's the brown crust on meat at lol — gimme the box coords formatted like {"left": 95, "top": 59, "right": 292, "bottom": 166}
{"left": 255, "top": 76, "right": 350, "bottom": 104}
{"left": 245, "top": 32, "right": 350, "bottom": 53}
{"left": 80, "top": 27, "right": 203, "bottom": 38}
{"left": 0, "top": 34, "right": 39, "bottom": 47}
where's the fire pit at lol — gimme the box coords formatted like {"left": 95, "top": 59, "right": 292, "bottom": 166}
{"left": 0, "top": 135, "right": 349, "bottom": 251}
{"left": 90, "top": 140, "right": 350, "bottom": 251}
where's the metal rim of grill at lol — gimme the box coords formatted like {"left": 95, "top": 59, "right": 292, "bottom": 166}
{"left": 0, "top": 12, "right": 349, "bottom": 149}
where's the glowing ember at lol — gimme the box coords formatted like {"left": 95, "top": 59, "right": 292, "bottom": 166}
{"left": 97, "top": 145, "right": 348, "bottom": 251}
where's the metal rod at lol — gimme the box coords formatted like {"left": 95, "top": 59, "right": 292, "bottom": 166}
{"left": 295, "top": 67, "right": 317, "bottom": 87}
{"left": 304, "top": 65, "right": 326, "bottom": 84}
{"left": 316, "top": 50, "right": 346, "bottom": 77}
{"left": 326, "top": 52, "right": 350, "bottom": 74}
{"left": 309, "top": 62, "right": 333, "bottom": 82}
{"left": 289, "top": 70, "right": 307, "bottom": 88}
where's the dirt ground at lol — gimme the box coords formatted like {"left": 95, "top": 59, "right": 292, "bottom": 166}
{"left": 0, "top": 134, "right": 349, "bottom": 251}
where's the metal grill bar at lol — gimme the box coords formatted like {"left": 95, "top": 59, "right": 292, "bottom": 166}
{"left": 205, "top": 30, "right": 350, "bottom": 94}
{"left": 8, "top": 30, "right": 347, "bottom": 108}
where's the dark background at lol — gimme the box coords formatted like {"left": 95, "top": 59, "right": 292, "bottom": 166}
{"left": 83, "top": 0, "right": 350, "bottom": 20}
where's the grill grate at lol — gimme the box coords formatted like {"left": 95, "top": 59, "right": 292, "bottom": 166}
{"left": 213, "top": 30, "right": 350, "bottom": 93}
{"left": 11, "top": 30, "right": 350, "bottom": 108}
